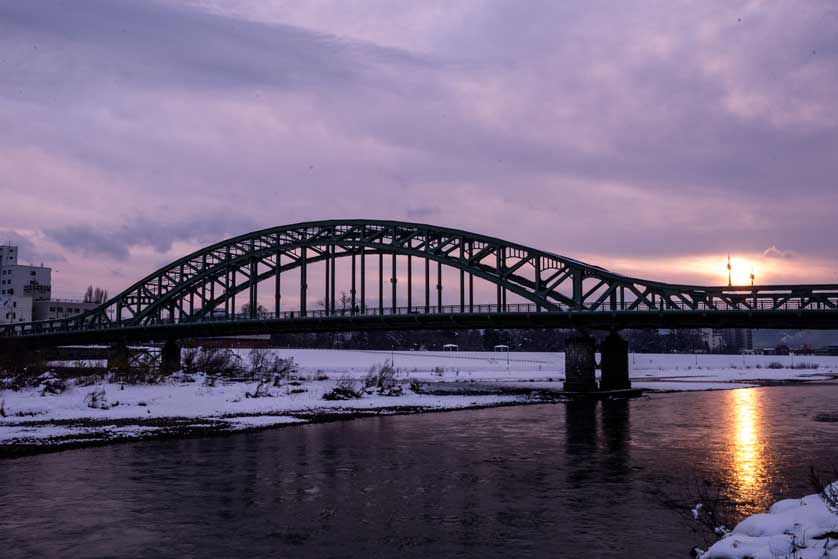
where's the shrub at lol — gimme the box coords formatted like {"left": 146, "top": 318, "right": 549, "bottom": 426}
{"left": 766, "top": 361, "right": 784, "bottom": 369}
{"left": 364, "top": 361, "right": 397, "bottom": 389}
{"left": 248, "top": 348, "right": 271, "bottom": 377}
{"left": 791, "top": 362, "right": 819, "bottom": 370}
{"left": 267, "top": 357, "right": 298, "bottom": 387}
{"left": 182, "top": 347, "right": 243, "bottom": 377}
{"left": 323, "top": 376, "right": 362, "bottom": 400}
{"left": 656, "top": 478, "right": 741, "bottom": 551}
{"left": 810, "top": 466, "right": 838, "bottom": 514}
{"left": 36, "top": 372, "right": 66, "bottom": 395}
{"left": 84, "top": 388, "right": 109, "bottom": 409}
{"left": 245, "top": 380, "right": 273, "bottom": 399}
{"left": 363, "top": 360, "right": 403, "bottom": 396}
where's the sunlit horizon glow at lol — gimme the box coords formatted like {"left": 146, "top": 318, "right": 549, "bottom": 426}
{"left": 590, "top": 252, "right": 831, "bottom": 288}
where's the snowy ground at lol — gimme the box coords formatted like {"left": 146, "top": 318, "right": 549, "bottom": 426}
{"left": 268, "top": 348, "right": 838, "bottom": 391}
{"left": 698, "top": 484, "right": 838, "bottom": 558}
{"left": 2, "top": 349, "right": 838, "bottom": 452}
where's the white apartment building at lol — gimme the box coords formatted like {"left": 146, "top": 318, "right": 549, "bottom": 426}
{"left": 0, "top": 245, "right": 52, "bottom": 300}
{"left": 0, "top": 244, "right": 103, "bottom": 324}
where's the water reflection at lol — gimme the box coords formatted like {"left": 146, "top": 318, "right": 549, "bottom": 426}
{"left": 729, "top": 388, "right": 769, "bottom": 512}
{"left": 6, "top": 387, "right": 838, "bottom": 558}
{"left": 601, "top": 399, "right": 631, "bottom": 479}
{"left": 564, "top": 399, "right": 632, "bottom": 485}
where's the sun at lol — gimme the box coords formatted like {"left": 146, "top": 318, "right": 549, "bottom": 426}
{"left": 725, "top": 256, "right": 757, "bottom": 286}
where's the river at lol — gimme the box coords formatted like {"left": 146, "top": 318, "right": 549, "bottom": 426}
{"left": 3, "top": 385, "right": 838, "bottom": 558}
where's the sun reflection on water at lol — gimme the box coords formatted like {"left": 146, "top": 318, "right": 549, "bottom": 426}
{"left": 730, "top": 388, "right": 769, "bottom": 512}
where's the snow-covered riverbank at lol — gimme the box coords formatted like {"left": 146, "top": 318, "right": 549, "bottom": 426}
{"left": 0, "top": 375, "right": 529, "bottom": 455}
{"left": 2, "top": 349, "right": 838, "bottom": 455}
{"left": 698, "top": 484, "right": 838, "bottom": 558}
{"left": 249, "top": 348, "right": 838, "bottom": 390}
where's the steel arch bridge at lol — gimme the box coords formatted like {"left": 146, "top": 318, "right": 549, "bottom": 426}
{"left": 3, "top": 219, "right": 838, "bottom": 346}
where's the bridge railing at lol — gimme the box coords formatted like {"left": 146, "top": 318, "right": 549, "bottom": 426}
{"left": 2, "top": 298, "right": 837, "bottom": 338}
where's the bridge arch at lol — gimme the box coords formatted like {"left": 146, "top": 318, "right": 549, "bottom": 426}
{"left": 97, "top": 219, "right": 604, "bottom": 326}
{"left": 4, "top": 219, "right": 837, "bottom": 339}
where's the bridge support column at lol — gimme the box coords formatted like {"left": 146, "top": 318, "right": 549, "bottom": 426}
{"left": 563, "top": 334, "right": 597, "bottom": 392}
{"left": 600, "top": 331, "right": 631, "bottom": 391}
{"left": 107, "top": 343, "right": 131, "bottom": 371}
{"left": 161, "top": 340, "right": 182, "bottom": 374}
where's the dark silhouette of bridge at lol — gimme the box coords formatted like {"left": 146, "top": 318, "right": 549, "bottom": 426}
{"left": 3, "top": 220, "right": 837, "bottom": 391}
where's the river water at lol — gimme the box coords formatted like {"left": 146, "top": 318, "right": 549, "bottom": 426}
{"left": 3, "top": 385, "right": 838, "bottom": 558}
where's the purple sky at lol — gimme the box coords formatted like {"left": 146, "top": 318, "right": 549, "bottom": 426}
{"left": 1, "top": 1, "right": 837, "bottom": 300}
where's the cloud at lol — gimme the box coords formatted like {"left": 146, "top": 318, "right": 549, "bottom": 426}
{"left": 763, "top": 245, "right": 794, "bottom": 259}
{"left": 406, "top": 206, "right": 440, "bottom": 219}
{"left": 0, "top": 228, "right": 66, "bottom": 265}
{"left": 45, "top": 214, "right": 257, "bottom": 261}
{"left": 0, "top": 229, "right": 36, "bottom": 255}
{"left": 46, "top": 225, "right": 131, "bottom": 260}
{"left": 1, "top": 0, "right": 837, "bottom": 292}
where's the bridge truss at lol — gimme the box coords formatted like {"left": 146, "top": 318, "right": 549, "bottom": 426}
{"left": 3, "top": 220, "right": 838, "bottom": 343}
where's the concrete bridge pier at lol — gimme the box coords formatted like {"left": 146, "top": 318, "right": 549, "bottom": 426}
{"left": 563, "top": 333, "right": 597, "bottom": 392}
{"left": 600, "top": 331, "right": 631, "bottom": 391}
{"left": 161, "top": 340, "right": 182, "bottom": 374}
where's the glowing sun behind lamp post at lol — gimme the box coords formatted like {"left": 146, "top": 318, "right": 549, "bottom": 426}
{"left": 725, "top": 256, "right": 758, "bottom": 287}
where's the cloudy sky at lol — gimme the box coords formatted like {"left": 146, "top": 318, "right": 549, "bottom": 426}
{"left": 1, "top": 0, "right": 837, "bottom": 299}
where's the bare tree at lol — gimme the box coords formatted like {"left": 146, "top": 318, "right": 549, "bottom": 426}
{"left": 337, "top": 291, "right": 352, "bottom": 314}
{"left": 83, "top": 285, "right": 109, "bottom": 304}
{"left": 317, "top": 291, "right": 353, "bottom": 314}
{"left": 240, "top": 303, "right": 268, "bottom": 317}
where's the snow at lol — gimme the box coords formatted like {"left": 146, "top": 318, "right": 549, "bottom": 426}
{"left": 0, "top": 377, "right": 522, "bottom": 425}
{"left": 700, "top": 485, "right": 838, "bottom": 558}
{"left": 217, "top": 416, "right": 305, "bottom": 428}
{"left": 2, "top": 349, "right": 837, "bottom": 448}
{"left": 234, "top": 349, "right": 838, "bottom": 386}
{"left": 0, "top": 423, "right": 161, "bottom": 444}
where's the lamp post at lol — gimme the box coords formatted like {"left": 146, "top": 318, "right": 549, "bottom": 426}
{"left": 727, "top": 254, "right": 732, "bottom": 287}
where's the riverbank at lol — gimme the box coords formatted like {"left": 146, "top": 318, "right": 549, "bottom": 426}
{"left": 3, "top": 349, "right": 838, "bottom": 457}
{"left": 0, "top": 377, "right": 543, "bottom": 458}
{"left": 697, "top": 483, "right": 838, "bottom": 558}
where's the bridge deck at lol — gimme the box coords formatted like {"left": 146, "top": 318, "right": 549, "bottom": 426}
{"left": 4, "top": 305, "right": 838, "bottom": 347}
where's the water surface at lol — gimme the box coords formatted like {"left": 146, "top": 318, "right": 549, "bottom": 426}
{"left": 2, "top": 385, "right": 838, "bottom": 558}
